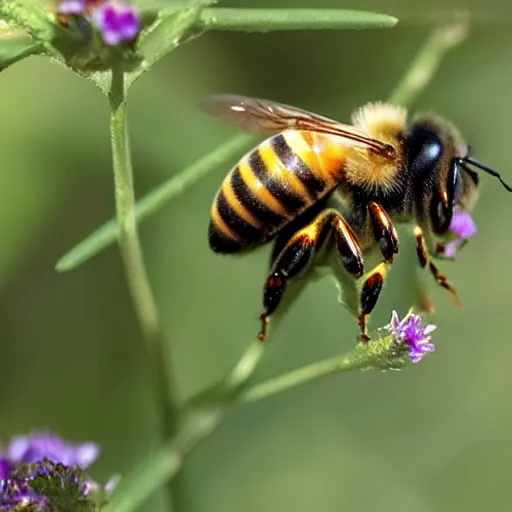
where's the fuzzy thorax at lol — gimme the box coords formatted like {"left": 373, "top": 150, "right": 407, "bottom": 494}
{"left": 346, "top": 102, "right": 407, "bottom": 193}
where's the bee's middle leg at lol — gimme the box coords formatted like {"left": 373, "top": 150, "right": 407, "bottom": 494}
{"left": 358, "top": 202, "right": 400, "bottom": 341}
{"left": 258, "top": 208, "right": 363, "bottom": 341}
{"left": 414, "top": 225, "right": 462, "bottom": 307}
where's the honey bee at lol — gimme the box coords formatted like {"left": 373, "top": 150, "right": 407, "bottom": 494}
{"left": 203, "top": 95, "right": 511, "bottom": 341}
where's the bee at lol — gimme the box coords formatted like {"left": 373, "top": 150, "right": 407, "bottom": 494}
{"left": 203, "top": 95, "right": 511, "bottom": 341}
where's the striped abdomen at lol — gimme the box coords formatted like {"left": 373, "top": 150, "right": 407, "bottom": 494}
{"left": 209, "top": 130, "right": 351, "bottom": 253}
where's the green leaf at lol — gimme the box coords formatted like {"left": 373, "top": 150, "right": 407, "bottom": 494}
{"left": 125, "top": 5, "right": 206, "bottom": 89}
{"left": 198, "top": 8, "right": 398, "bottom": 32}
{"left": 125, "top": 6, "right": 397, "bottom": 103}
{"left": 0, "top": 36, "right": 42, "bottom": 70}
{"left": 136, "top": 0, "right": 218, "bottom": 11}
{"left": 56, "top": 133, "right": 255, "bottom": 271}
{"left": 0, "top": 0, "right": 55, "bottom": 43}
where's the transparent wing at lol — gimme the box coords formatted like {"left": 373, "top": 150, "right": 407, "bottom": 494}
{"left": 200, "top": 94, "right": 395, "bottom": 158}
{"left": 201, "top": 94, "right": 341, "bottom": 133}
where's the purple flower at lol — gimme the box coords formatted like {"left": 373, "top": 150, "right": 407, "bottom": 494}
{"left": 1, "top": 459, "right": 93, "bottom": 511}
{"left": 6, "top": 432, "right": 100, "bottom": 468}
{"left": 57, "top": 0, "right": 87, "bottom": 14}
{"left": 56, "top": 0, "right": 140, "bottom": 46}
{"left": 1, "top": 433, "right": 119, "bottom": 511}
{"left": 57, "top": 0, "right": 104, "bottom": 14}
{"left": 444, "top": 211, "right": 477, "bottom": 258}
{"left": 0, "top": 479, "right": 48, "bottom": 511}
{"left": 90, "top": 1, "right": 140, "bottom": 45}
{"left": 386, "top": 310, "right": 436, "bottom": 363}
{"left": 0, "top": 459, "right": 11, "bottom": 480}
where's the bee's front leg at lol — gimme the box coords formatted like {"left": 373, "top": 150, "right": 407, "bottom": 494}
{"left": 358, "top": 202, "right": 400, "bottom": 341}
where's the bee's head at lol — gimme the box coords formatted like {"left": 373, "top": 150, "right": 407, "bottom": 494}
{"left": 406, "top": 114, "right": 510, "bottom": 236}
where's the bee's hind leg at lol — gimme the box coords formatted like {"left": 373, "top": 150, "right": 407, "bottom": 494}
{"left": 358, "top": 262, "right": 390, "bottom": 341}
{"left": 358, "top": 202, "right": 400, "bottom": 341}
{"left": 259, "top": 208, "right": 364, "bottom": 341}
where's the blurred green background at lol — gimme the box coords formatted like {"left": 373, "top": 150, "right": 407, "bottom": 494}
{"left": 2, "top": 0, "right": 512, "bottom": 511}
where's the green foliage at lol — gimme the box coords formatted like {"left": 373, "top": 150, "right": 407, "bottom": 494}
{"left": 0, "top": 2, "right": 397, "bottom": 92}
{"left": 102, "top": 320, "right": 418, "bottom": 512}
{"left": 0, "top": 2, "right": 478, "bottom": 512}
{"left": 0, "top": 1, "right": 55, "bottom": 42}
{"left": 0, "top": 36, "right": 41, "bottom": 71}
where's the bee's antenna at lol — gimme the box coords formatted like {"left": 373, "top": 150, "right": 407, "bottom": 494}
{"left": 460, "top": 157, "right": 512, "bottom": 192}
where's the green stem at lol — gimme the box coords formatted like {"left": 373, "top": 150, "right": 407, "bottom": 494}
{"left": 237, "top": 347, "right": 378, "bottom": 405}
{"left": 222, "top": 341, "right": 266, "bottom": 393}
{"left": 198, "top": 8, "right": 398, "bottom": 31}
{"left": 109, "top": 70, "right": 159, "bottom": 345}
{"left": 109, "top": 68, "right": 181, "bottom": 510}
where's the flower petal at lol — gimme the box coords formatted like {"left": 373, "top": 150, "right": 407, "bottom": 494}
{"left": 90, "top": 1, "right": 140, "bottom": 45}
{"left": 443, "top": 239, "right": 460, "bottom": 259}
{"left": 449, "top": 211, "right": 477, "bottom": 239}
{"left": 0, "top": 458, "right": 11, "bottom": 479}
{"left": 7, "top": 436, "right": 30, "bottom": 461}
{"left": 423, "top": 324, "right": 437, "bottom": 336}
{"left": 58, "top": 0, "right": 87, "bottom": 14}
{"left": 386, "top": 310, "right": 436, "bottom": 363}
{"left": 75, "top": 442, "right": 100, "bottom": 467}
{"left": 390, "top": 310, "right": 401, "bottom": 330}
{"left": 7, "top": 433, "right": 99, "bottom": 468}
{"left": 103, "top": 29, "right": 123, "bottom": 45}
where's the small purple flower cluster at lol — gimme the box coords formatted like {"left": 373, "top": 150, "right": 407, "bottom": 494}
{"left": 57, "top": 0, "right": 140, "bottom": 46}
{"left": 5, "top": 433, "right": 100, "bottom": 468}
{"left": 386, "top": 310, "right": 436, "bottom": 363}
{"left": 1, "top": 478, "right": 48, "bottom": 511}
{"left": 0, "top": 432, "right": 116, "bottom": 511}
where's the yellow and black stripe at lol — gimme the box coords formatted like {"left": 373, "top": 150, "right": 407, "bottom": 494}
{"left": 209, "top": 131, "right": 346, "bottom": 253}
{"left": 271, "top": 133, "right": 327, "bottom": 199}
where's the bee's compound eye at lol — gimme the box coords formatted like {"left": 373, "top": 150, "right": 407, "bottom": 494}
{"left": 406, "top": 123, "right": 443, "bottom": 177}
